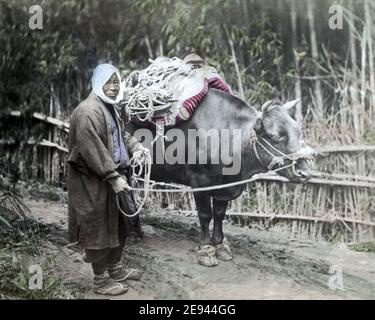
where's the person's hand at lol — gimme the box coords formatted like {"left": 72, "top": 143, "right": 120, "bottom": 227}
{"left": 108, "top": 177, "right": 131, "bottom": 193}
{"left": 132, "top": 148, "right": 149, "bottom": 165}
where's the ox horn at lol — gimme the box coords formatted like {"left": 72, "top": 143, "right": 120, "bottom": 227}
{"left": 283, "top": 99, "right": 300, "bottom": 119}
{"left": 283, "top": 99, "right": 299, "bottom": 111}
{"left": 261, "top": 100, "right": 273, "bottom": 113}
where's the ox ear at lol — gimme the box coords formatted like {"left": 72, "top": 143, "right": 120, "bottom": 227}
{"left": 283, "top": 99, "right": 299, "bottom": 119}
{"left": 254, "top": 117, "right": 264, "bottom": 134}
{"left": 261, "top": 100, "right": 273, "bottom": 114}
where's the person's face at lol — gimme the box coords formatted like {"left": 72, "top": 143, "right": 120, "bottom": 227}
{"left": 102, "top": 73, "right": 120, "bottom": 99}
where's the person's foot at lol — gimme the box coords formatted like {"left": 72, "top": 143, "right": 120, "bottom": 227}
{"left": 94, "top": 271, "right": 128, "bottom": 296}
{"left": 108, "top": 262, "right": 142, "bottom": 282}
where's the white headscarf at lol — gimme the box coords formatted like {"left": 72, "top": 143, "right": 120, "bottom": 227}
{"left": 91, "top": 63, "right": 125, "bottom": 104}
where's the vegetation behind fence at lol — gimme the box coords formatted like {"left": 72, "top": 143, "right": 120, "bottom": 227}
{"left": 1, "top": 0, "right": 375, "bottom": 242}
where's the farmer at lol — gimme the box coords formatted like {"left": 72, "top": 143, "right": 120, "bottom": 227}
{"left": 67, "top": 63, "right": 147, "bottom": 296}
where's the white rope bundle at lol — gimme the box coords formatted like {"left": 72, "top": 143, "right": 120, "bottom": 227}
{"left": 123, "top": 57, "right": 191, "bottom": 125}
{"left": 116, "top": 150, "right": 153, "bottom": 218}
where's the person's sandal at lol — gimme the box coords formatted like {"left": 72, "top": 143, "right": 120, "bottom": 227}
{"left": 94, "top": 271, "right": 128, "bottom": 296}
{"left": 108, "top": 262, "right": 142, "bottom": 282}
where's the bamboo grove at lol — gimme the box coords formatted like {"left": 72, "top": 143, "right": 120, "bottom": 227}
{"left": 1, "top": 0, "right": 375, "bottom": 242}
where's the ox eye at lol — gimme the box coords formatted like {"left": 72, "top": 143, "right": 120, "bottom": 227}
{"left": 271, "top": 135, "right": 286, "bottom": 143}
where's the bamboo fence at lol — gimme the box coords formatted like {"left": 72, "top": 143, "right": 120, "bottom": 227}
{"left": 1, "top": 109, "right": 375, "bottom": 242}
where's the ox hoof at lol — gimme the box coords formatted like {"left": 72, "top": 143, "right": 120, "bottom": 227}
{"left": 214, "top": 241, "right": 233, "bottom": 261}
{"left": 196, "top": 245, "right": 219, "bottom": 267}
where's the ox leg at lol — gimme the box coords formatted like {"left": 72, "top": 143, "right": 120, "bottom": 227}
{"left": 194, "top": 192, "right": 212, "bottom": 245}
{"left": 160, "top": 190, "right": 169, "bottom": 209}
{"left": 212, "top": 199, "right": 232, "bottom": 261}
{"left": 194, "top": 192, "right": 218, "bottom": 267}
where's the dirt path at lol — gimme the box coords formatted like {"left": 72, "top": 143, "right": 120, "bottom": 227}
{"left": 26, "top": 199, "right": 375, "bottom": 300}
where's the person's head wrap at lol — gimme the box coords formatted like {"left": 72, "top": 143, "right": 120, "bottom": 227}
{"left": 91, "top": 63, "right": 125, "bottom": 104}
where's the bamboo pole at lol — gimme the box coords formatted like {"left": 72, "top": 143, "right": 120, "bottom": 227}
{"left": 177, "top": 210, "right": 375, "bottom": 228}
{"left": 290, "top": 0, "right": 303, "bottom": 123}
{"left": 316, "top": 144, "right": 375, "bottom": 153}
{"left": 224, "top": 25, "right": 245, "bottom": 99}
{"left": 307, "top": 0, "right": 323, "bottom": 118}
{"left": 364, "top": 0, "right": 375, "bottom": 114}
{"left": 27, "top": 139, "right": 68, "bottom": 153}
{"left": 32, "top": 112, "right": 70, "bottom": 131}
{"left": 255, "top": 174, "right": 375, "bottom": 189}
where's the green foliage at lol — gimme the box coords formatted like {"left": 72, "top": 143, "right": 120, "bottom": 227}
{"left": 328, "top": 229, "right": 343, "bottom": 244}
{"left": 0, "top": 194, "right": 74, "bottom": 298}
{"left": 349, "top": 242, "right": 375, "bottom": 253}
{"left": 0, "top": 0, "right": 356, "bottom": 118}
{"left": 363, "top": 130, "right": 375, "bottom": 144}
{"left": 0, "top": 177, "right": 30, "bottom": 221}
{"left": 0, "top": 244, "right": 72, "bottom": 299}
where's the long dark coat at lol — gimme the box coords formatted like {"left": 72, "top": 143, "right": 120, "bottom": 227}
{"left": 67, "top": 92, "right": 142, "bottom": 249}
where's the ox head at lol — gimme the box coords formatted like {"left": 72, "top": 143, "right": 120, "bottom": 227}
{"left": 253, "top": 99, "right": 314, "bottom": 183}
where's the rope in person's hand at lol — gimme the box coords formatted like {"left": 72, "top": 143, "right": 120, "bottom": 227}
{"left": 116, "top": 149, "right": 153, "bottom": 218}
{"left": 117, "top": 132, "right": 316, "bottom": 216}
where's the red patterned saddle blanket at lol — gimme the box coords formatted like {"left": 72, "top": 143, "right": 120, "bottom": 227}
{"left": 123, "top": 54, "right": 231, "bottom": 127}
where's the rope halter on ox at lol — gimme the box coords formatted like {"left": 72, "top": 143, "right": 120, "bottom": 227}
{"left": 116, "top": 128, "right": 316, "bottom": 218}
{"left": 249, "top": 129, "right": 315, "bottom": 175}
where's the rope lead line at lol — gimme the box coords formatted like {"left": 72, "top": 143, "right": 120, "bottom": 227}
{"left": 117, "top": 131, "right": 315, "bottom": 217}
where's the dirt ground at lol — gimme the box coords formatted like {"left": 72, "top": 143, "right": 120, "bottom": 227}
{"left": 25, "top": 198, "right": 375, "bottom": 300}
